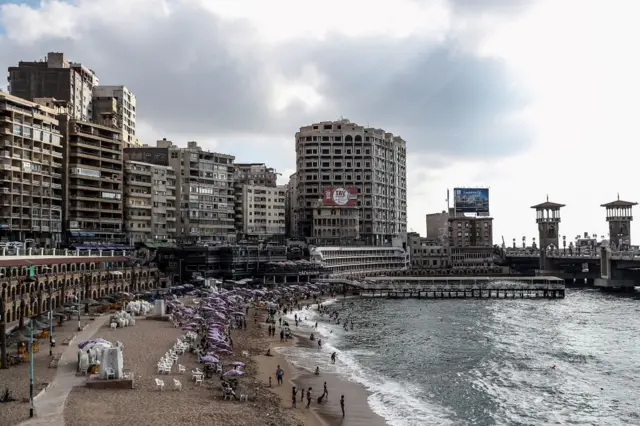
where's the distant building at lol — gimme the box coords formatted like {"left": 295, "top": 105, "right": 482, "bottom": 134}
{"left": 426, "top": 211, "right": 449, "bottom": 242}
{"left": 294, "top": 119, "right": 407, "bottom": 245}
{"left": 0, "top": 92, "right": 65, "bottom": 246}
{"left": 60, "top": 116, "right": 125, "bottom": 245}
{"left": 234, "top": 183, "right": 286, "bottom": 243}
{"left": 123, "top": 160, "right": 177, "bottom": 243}
{"left": 448, "top": 216, "right": 495, "bottom": 269}
{"left": 285, "top": 173, "right": 298, "bottom": 238}
{"left": 93, "top": 85, "right": 139, "bottom": 147}
{"left": 8, "top": 52, "right": 99, "bottom": 121}
{"left": 125, "top": 139, "right": 236, "bottom": 243}
{"left": 407, "top": 232, "right": 450, "bottom": 270}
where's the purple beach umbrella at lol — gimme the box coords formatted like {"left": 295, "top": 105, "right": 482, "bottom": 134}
{"left": 201, "top": 355, "right": 219, "bottom": 363}
{"left": 230, "top": 361, "right": 246, "bottom": 367}
{"left": 223, "top": 369, "right": 244, "bottom": 377}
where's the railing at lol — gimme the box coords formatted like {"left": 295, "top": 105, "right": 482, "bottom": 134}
{"left": 357, "top": 282, "right": 566, "bottom": 291}
{"left": 0, "top": 248, "right": 133, "bottom": 257}
{"left": 504, "top": 248, "right": 640, "bottom": 261}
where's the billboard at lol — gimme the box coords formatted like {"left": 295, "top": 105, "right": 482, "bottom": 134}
{"left": 323, "top": 187, "right": 358, "bottom": 207}
{"left": 454, "top": 188, "right": 489, "bottom": 214}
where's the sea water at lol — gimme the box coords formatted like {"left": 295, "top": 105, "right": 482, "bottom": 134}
{"left": 278, "top": 289, "right": 640, "bottom": 426}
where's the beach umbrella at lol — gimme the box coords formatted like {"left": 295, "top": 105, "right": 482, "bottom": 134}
{"left": 231, "top": 312, "right": 245, "bottom": 317}
{"left": 223, "top": 369, "right": 244, "bottom": 377}
{"left": 78, "top": 338, "right": 109, "bottom": 349}
{"left": 201, "top": 355, "right": 219, "bottom": 363}
{"left": 230, "top": 361, "right": 245, "bottom": 367}
{"left": 7, "top": 332, "right": 34, "bottom": 344}
{"left": 29, "top": 320, "right": 50, "bottom": 330}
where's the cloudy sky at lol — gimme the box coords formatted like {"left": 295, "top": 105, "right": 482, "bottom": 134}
{"left": 1, "top": 0, "right": 638, "bottom": 245}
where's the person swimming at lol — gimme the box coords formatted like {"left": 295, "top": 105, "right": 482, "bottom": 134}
{"left": 315, "top": 366, "right": 320, "bottom": 375}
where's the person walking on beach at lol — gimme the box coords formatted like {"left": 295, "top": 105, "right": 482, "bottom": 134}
{"left": 280, "top": 329, "right": 284, "bottom": 342}
{"left": 306, "top": 387, "right": 312, "bottom": 408}
{"left": 331, "top": 352, "right": 336, "bottom": 364}
{"left": 340, "top": 395, "right": 345, "bottom": 417}
{"left": 276, "top": 365, "right": 284, "bottom": 385}
{"left": 292, "top": 386, "right": 297, "bottom": 408}
{"left": 323, "top": 381, "right": 328, "bottom": 399}
{"left": 301, "top": 386, "right": 305, "bottom": 402}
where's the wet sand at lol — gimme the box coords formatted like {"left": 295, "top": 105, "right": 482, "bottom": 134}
{"left": 255, "top": 322, "right": 387, "bottom": 426}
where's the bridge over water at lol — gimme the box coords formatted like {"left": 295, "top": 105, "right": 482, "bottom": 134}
{"left": 504, "top": 196, "right": 640, "bottom": 290}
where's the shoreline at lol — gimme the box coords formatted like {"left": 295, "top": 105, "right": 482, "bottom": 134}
{"left": 254, "top": 317, "right": 387, "bottom": 426}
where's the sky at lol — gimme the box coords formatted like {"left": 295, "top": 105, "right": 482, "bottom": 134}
{"left": 0, "top": 0, "right": 639, "bottom": 245}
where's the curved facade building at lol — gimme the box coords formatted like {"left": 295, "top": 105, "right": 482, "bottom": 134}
{"left": 310, "top": 246, "right": 409, "bottom": 277}
{"left": 294, "top": 119, "right": 407, "bottom": 246}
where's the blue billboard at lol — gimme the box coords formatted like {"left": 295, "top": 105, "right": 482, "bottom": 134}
{"left": 454, "top": 188, "right": 489, "bottom": 214}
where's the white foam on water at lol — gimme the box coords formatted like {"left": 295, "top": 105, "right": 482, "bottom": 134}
{"left": 279, "top": 302, "right": 454, "bottom": 426}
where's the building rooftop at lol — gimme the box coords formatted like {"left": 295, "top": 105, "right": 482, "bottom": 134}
{"left": 601, "top": 196, "right": 638, "bottom": 208}
{"left": 531, "top": 195, "right": 565, "bottom": 209}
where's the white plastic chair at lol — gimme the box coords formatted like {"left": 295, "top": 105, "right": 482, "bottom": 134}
{"left": 178, "top": 364, "right": 186, "bottom": 374}
{"left": 105, "top": 367, "right": 116, "bottom": 380}
{"left": 155, "top": 378, "right": 165, "bottom": 391}
{"left": 194, "top": 374, "right": 203, "bottom": 385}
{"left": 173, "top": 378, "right": 182, "bottom": 391}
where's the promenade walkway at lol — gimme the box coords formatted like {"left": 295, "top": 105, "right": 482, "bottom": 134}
{"left": 18, "top": 315, "right": 110, "bottom": 426}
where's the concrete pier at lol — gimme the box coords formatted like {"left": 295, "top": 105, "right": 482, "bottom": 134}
{"left": 325, "top": 276, "right": 566, "bottom": 300}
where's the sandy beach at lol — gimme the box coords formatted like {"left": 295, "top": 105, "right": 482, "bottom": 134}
{"left": 62, "top": 307, "right": 305, "bottom": 426}
{"left": 254, "top": 314, "right": 387, "bottom": 426}
{"left": 0, "top": 315, "right": 90, "bottom": 426}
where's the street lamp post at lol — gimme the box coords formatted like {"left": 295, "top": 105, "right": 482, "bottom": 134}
{"left": 48, "top": 286, "right": 54, "bottom": 356}
{"left": 28, "top": 318, "right": 34, "bottom": 418}
{"left": 562, "top": 235, "right": 567, "bottom": 254}
{"left": 0, "top": 295, "right": 6, "bottom": 369}
{"left": 522, "top": 236, "right": 526, "bottom": 249}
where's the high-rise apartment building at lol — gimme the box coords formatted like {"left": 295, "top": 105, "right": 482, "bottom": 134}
{"left": 125, "top": 139, "right": 236, "bottom": 243}
{"left": 0, "top": 92, "right": 64, "bottom": 246}
{"left": 285, "top": 172, "right": 298, "bottom": 238}
{"left": 59, "top": 111, "right": 125, "bottom": 245}
{"left": 294, "top": 119, "right": 407, "bottom": 245}
{"left": 8, "top": 52, "right": 99, "bottom": 121}
{"left": 123, "top": 160, "right": 176, "bottom": 242}
{"left": 93, "top": 85, "right": 139, "bottom": 147}
{"left": 233, "top": 163, "right": 284, "bottom": 242}
{"left": 235, "top": 184, "right": 286, "bottom": 242}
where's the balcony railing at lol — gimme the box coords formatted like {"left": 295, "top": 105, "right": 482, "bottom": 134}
{"left": 0, "top": 248, "right": 133, "bottom": 257}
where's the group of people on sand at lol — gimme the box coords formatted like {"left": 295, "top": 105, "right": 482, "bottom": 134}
{"left": 264, "top": 292, "right": 346, "bottom": 417}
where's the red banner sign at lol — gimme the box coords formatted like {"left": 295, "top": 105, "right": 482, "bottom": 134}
{"left": 323, "top": 187, "right": 358, "bottom": 206}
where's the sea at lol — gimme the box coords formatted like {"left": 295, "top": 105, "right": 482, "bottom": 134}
{"left": 278, "top": 288, "right": 640, "bottom": 426}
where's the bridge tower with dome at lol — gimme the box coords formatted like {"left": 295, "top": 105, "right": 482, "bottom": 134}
{"left": 601, "top": 196, "right": 637, "bottom": 251}
{"left": 531, "top": 197, "right": 565, "bottom": 271}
